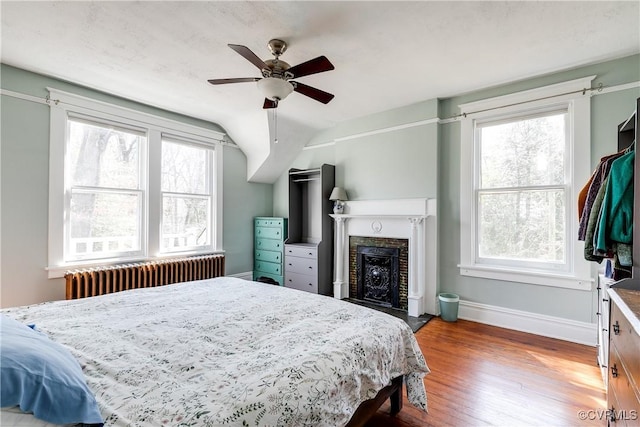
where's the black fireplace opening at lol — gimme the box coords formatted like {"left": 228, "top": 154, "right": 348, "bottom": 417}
{"left": 356, "top": 246, "right": 400, "bottom": 309}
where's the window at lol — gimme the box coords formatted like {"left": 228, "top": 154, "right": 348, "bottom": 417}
{"left": 161, "top": 138, "right": 213, "bottom": 252}
{"left": 48, "top": 89, "right": 224, "bottom": 277}
{"left": 459, "top": 77, "right": 594, "bottom": 290}
{"left": 477, "top": 111, "right": 567, "bottom": 270}
{"left": 66, "top": 117, "right": 146, "bottom": 261}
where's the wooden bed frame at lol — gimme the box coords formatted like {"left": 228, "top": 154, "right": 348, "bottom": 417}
{"left": 64, "top": 255, "right": 407, "bottom": 425}
{"left": 346, "top": 376, "right": 404, "bottom": 426}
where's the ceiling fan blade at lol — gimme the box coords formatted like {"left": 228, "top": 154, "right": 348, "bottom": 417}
{"left": 228, "top": 44, "right": 269, "bottom": 70}
{"left": 263, "top": 98, "right": 278, "bottom": 109}
{"left": 292, "top": 82, "right": 334, "bottom": 104}
{"left": 208, "top": 77, "right": 260, "bottom": 85}
{"left": 287, "top": 56, "right": 334, "bottom": 78}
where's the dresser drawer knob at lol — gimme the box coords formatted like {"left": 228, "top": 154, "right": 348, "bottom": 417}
{"left": 611, "top": 364, "right": 618, "bottom": 378}
{"left": 612, "top": 321, "right": 620, "bottom": 335}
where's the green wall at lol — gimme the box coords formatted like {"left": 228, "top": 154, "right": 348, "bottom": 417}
{"left": 274, "top": 98, "right": 440, "bottom": 215}
{"left": 0, "top": 64, "right": 272, "bottom": 307}
{"left": 275, "top": 54, "right": 640, "bottom": 324}
{"left": 3, "top": 54, "right": 638, "bottom": 320}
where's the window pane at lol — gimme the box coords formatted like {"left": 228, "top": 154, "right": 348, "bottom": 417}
{"left": 479, "top": 113, "right": 565, "bottom": 188}
{"left": 69, "top": 191, "right": 141, "bottom": 258}
{"left": 162, "top": 140, "right": 207, "bottom": 194}
{"left": 162, "top": 196, "right": 209, "bottom": 250}
{"left": 68, "top": 119, "right": 142, "bottom": 189}
{"left": 478, "top": 189, "right": 565, "bottom": 263}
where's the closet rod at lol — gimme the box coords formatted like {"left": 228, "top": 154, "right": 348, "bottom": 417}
{"left": 292, "top": 178, "right": 320, "bottom": 183}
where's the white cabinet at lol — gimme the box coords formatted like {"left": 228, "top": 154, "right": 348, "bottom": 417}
{"left": 597, "top": 274, "right": 615, "bottom": 388}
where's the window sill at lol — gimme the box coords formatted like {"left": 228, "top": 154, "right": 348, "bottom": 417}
{"left": 458, "top": 264, "right": 593, "bottom": 290}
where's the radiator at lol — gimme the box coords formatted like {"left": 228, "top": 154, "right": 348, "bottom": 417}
{"left": 64, "top": 254, "right": 225, "bottom": 300}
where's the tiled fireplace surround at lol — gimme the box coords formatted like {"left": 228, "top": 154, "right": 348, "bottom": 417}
{"left": 331, "top": 199, "right": 438, "bottom": 317}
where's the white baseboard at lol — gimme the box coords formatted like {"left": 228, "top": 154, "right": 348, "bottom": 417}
{"left": 458, "top": 300, "right": 597, "bottom": 346}
{"left": 226, "top": 271, "right": 253, "bottom": 281}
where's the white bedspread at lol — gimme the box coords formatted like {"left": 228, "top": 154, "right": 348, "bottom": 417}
{"left": 2, "top": 277, "right": 429, "bottom": 426}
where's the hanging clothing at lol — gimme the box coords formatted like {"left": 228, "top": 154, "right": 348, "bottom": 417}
{"left": 577, "top": 172, "right": 595, "bottom": 219}
{"left": 578, "top": 151, "right": 625, "bottom": 241}
{"left": 595, "top": 149, "right": 634, "bottom": 254}
{"left": 584, "top": 175, "right": 609, "bottom": 263}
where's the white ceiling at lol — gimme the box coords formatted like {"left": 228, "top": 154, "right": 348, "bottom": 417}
{"left": 2, "top": 1, "right": 639, "bottom": 182}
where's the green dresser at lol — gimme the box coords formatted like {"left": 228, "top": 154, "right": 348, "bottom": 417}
{"left": 253, "top": 217, "right": 287, "bottom": 285}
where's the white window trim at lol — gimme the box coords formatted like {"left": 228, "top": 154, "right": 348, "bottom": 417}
{"left": 458, "top": 76, "right": 595, "bottom": 290}
{"left": 47, "top": 88, "right": 225, "bottom": 278}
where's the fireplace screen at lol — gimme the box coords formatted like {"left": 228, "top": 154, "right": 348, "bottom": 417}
{"left": 356, "top": 246, "right": 400, "bottom": 308}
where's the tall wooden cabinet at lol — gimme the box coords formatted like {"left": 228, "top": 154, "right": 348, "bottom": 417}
{"left": 605, "top": 96, "right": 640, "bottom": 426}
{"left": 284, "top": 164, "right": 335, "bottom": 296}
{"left": 606, "top": 290, "right": 639, "bottom": 426}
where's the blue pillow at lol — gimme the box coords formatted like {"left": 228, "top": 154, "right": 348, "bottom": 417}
{"left": 0, "top": 314, "right": 103, "bottom": 425}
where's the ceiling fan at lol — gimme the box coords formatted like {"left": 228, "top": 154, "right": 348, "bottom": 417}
{"left": 208, "top": 39, "right": 335, "bottom": 109}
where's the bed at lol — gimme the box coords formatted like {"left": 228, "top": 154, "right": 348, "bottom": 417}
{"left": 1, "top": 276, "right": 429, "bottom": 426}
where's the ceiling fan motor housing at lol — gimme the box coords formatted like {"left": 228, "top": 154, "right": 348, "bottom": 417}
{"left": 263, "top": 59, "right": 291, "bottom": 79}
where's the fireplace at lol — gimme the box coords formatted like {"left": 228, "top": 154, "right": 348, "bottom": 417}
{"left": 351, "top": 237, "right": 408, "bottom": 310}
{"left": 331, "top": 198, "right": 437, "bottom": 316}
{"left": 357, "top": 246, "right": 399, "bottom": 308}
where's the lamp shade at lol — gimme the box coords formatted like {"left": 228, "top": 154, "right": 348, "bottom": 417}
{"left": 329, "top": 187, "right": 348, "bottom": 201}
{"left": 257, "top": 77, "right": 294, "bottom": 101}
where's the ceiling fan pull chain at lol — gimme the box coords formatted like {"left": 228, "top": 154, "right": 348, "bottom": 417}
{"left": 274, "top": 108, "right": 278, "bottom": 144}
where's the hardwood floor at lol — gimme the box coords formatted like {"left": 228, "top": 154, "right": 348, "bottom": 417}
{"left": 366, "top": 318, "right": 607, "bottom": 427}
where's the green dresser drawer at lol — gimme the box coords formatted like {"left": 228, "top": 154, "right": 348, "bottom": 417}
{"left": 255, "top": 261, "right": 282, "bottom": 275}
{"left": 255, "top": 226, "right": 283, "bottom": 240}
{"left": 255, "top": 218, "right": 285, "bottom": 228}
{"left": 253, "top": 271, "right": 284, "bottom": 286}
{"left": 255, "top": 249, "right": 282, "bottom": 263}
{"left": 255, "top": 239, "right": 283, "bottom": 252}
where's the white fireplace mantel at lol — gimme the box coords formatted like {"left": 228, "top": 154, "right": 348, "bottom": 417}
{"left": 330, "top": 198, "right": 438, "bottom": 316}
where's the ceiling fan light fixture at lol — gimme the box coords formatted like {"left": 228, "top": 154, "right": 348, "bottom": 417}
{"left": 257, "top": 77, "right": 293, "bottom": 101}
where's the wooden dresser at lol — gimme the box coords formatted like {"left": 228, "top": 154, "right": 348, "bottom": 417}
{"left": 607, "top": 286, "right": 640, "bottom": 426}
{"left": 253, "top": 217, "right": 287, "bottom": 286}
